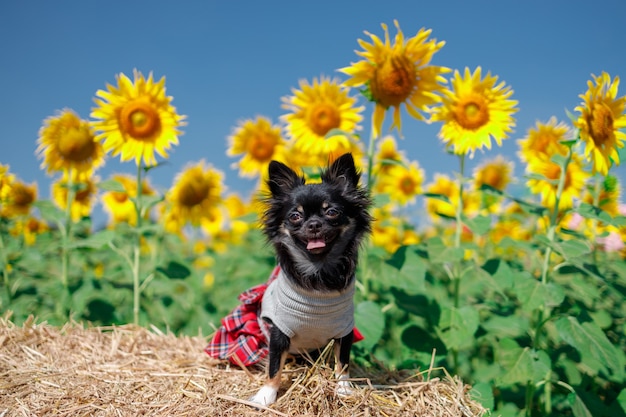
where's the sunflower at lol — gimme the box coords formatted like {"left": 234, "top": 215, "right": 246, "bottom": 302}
{"left": 37, "top": 109, "right": 105, "bottom": 176}
{"left": 101, "top": 174, "right": 155, "bottom": 226}
{"left": 488, "top": 216, "right": 531, "bottom": 258}
{"left": 424, "top": 173, "right": 457, "bottom": 220}
{"left": 370, "top": 205, "right": 420, "bottom": 253}
{"left": 340, "top": 20, "right": 449, "bottom": 138}
{"left": 90, "top": 70, "right": 186, "bottom": 167}
{"left": 583, "top": 175, "right": 621, "bottom": 216}
{"left": 574, "top": 72, "right": 626, "bottom": 175}
{"left": 0, "top": 164, "right": 15, "bottom": 203}
{"left": 431, "top": 67, "right": 518, "bottom": 157}
{"left": 526, "top": 154, "right": 589, "bottom": 210}
{"left": 221, "top": 193, "right": 252, "bottom": 243}
{"left": 473, "top": 155, "right": 514, "bottom": 213}
{"left": 10, "top": 216, "right": 49, "bottom": 246}
{"left": 424, "top": 173, "right": 480, "bottom": 221}
{"left": 292, "top": 133, "right": 366, "bottom": 168}
{"left": 490, "top": 217, "right": 530, "bottom": 244}
{"left": 372, "top": 135, "right": 406, "bottom": 180}
{"left": 517, "top": 117, "right": 572, "bottom": 164}
{"left": 51, "top": 172, "right": 99, "bottom": 221}
{"left": 474, "top": 155, "right": 513, "bottom": 192}
{"left": 281, "top": 76, "right": 364, "bottom": 158}
{"left": 193, "top": 255, "right": 216, "bottom": 289}
{"left": 1, "top": 179, "right": 37, "bottom": 218}
{"left": 377, "top": 161, "right": 424, "bottom": 205}
{"left": 201, "top": 208, "right": 228, "bottom": 249}
{"left": 166, "top": 161, "right": 224, "bottom": 228}
{"left": 227, "top": 116, "right": 287, "bottom": 177}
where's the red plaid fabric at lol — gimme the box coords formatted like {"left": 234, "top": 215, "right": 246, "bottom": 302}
{"left": 204, "top": 265, "right": 364, "bottom": 367}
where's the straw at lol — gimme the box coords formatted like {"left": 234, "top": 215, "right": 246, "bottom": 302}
{"left": 0, "top": 315, "right": 488, "bottom": 416}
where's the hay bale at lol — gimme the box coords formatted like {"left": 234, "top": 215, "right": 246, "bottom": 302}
{"left": 0, "top": 316, "right": 488, "bottom": 416}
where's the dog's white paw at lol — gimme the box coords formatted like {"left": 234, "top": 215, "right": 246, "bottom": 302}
{"left": 335, "top": 375, "right": 354, "bottom": 397}
{"left": 249, "top": 385, "right": 278, "bottom": 406}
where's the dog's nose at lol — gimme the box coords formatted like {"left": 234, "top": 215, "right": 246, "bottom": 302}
{"left": 306, "top": 219, "right": 322, "bottom": 233}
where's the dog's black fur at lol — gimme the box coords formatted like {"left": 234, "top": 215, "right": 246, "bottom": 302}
{"left": 251, "top": 153, "right": 372, "bottom": 406}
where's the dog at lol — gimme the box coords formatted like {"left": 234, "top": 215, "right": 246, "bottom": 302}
{"left": 249, "top": 153, "right": 372, "bottom": 406}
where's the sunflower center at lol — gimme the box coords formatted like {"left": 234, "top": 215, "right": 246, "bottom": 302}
{"left": 112, "top": 192, "right": 129, "bottom": 203}
{"left": 481, "top": 166, "right": 505, "bottom": 190}
{"left": 588, "top": 103, "right": 614, "bottom": 147}
{"left": 400, "top": 176, "right": 416, "bottom": 195}
{"left": 247, "top": 134, "right": 276, "bottom": 161}
{"left": 545, "top": 164, "right": 571, "bottom": 189}
{"left": 308, "top": 103, "right": 341, "bottom": 136}
{"left": 371, "top": 55, "right": 416, "bottom": 107}
{"left": 57, "top": 127, "right": 96, "bottom": 162}
{"left": 179, "top": 178, "right": 209, "bottom": 207}
{"left": 75, "top": 184, "right": 92, "bottom": 203}
{"left": 454, "top": 95, "right": 490, "bottom": 130}
{"left": 12, "top": 184, "right": 35, "bottom": 207}
{"left": 119, "top": 100, "right": 161, "bottom": 139}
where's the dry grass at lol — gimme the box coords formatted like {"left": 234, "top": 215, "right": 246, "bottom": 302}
{"left": 0, "top": 315, "right": 488, "bottom": 416}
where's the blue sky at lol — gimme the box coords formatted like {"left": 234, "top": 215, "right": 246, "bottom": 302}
{"left": 1, "top": 1, "right": 625, "bottom": 226}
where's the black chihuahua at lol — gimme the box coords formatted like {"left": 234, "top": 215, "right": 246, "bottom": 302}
{"left": 250, "top": 153, "right": 372, "bottom": 406}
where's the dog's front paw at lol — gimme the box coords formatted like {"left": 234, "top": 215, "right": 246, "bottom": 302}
{"left": 249, "top": 385, "right": 278, "bottom": 406}
{"left": 335, "top": 375, "right": 354, "bottom": 397}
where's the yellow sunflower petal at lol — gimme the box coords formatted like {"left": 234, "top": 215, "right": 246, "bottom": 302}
{"left": 431, "top": 67, "right": 518, "bottom": 157}
{"left": 90, "top": 69, "right": 186, "bottom": 167}
{"left": 339, "top": 20, "right": 448, "bottom": 138}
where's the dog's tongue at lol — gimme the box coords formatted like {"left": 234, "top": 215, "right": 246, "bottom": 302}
{"left": 307, "top": 238, "right": 326, "bottom": 250}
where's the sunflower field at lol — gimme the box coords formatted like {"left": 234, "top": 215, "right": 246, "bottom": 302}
{"left": 1, "top": 20, "right": 626, "bottom": 417}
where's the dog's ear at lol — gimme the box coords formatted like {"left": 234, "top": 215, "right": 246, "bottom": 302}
{"left": 322, "top": 153, "right": 360, "bottom": 190}
{"left": 267, "top": 160, "right": 305, "bottom": 197}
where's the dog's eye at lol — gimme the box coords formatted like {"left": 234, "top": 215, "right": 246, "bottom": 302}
{"left": 325, "top": 208, "right": 339, "bottom": 218}
{"left": 288, "top": 212, "right": 303, "bottom": 223}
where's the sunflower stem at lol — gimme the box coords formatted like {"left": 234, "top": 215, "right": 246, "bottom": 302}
{"left": 365, "top": 117, "right": 378, "bottom": 192}
{"left": 451, "top": 153, "right": 466, "bottom": 375}
{"left": 590, "top": 175, "right": 602, "bottom": 263}
{"left": 527, "top": 146, "right": 573, "bottom": 416}
{"left": 132, "top": 163, "right": 144, "bottom": 326}
{"left": 454, "top": 154, "right": 465, "bottom": 254}
{"left": 359, "top": 111, "right": 379, "bottom": 298}
{"left": 59, "top": 170, "right": 76, "bottom": 319}
{"left": 0, "top": 222, "right": 11, "bottom": 304}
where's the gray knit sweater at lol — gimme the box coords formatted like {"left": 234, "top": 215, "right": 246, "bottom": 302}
{"left": 259, "top": 268, "right": 355, "bottom": 353}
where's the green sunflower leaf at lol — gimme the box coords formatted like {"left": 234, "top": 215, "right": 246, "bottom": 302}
{"left": 422, "top": 192, "right": 451, "bottom": 203}
{"left": 514, "top": 273, "right": 565, "bottom": 312}
{"left": 33, "top": 200, "right": 65, "bottom": 225}
{"left": 574, "top": 202, "right": 613, "bottom": 224}
{"left": 97, "top": 179, "right": 127, "bottom": 193}
{"left": 524, "top": 172, "right": 559, "bottom": 185}
{"left": 549, "top": 239, "right": 592, "bottom": 260}
{"left": 68, "top": 230, "right": 116, "bottom": 249}
{"left": 436, "top": 306, "right": 480, "bottom": 351}
{"left": 495, "top": 338, "right": 534, "bottom": 386}
{"left": 138, "top": 195, "right": 165, "bottom": 217}
{"left": 555, "top": 316, "right": 625, "bottom": 380}
{"left": 617, "top": 389, "right": 626, "bottom": 413}
{"left": 478, "top": 183, "right": 504, "bottom": 196}
{"left": 382, "top": 245, "right": 426, "bottom": 292}
{"left": 426, "top": 236, "right": 464, "bottom": 264}
{"left": 461, "top": 214, "right": 491, "bottom": 235}
{"left": 470, "top": 382, "right": 494, "bottom": 411}
{"left": 324, "top": 128, "right": 354, "bottom": 139}
{"left": 156, "top": 261, "right": 191, "bottom": 280}
{"left": 359, "top": 82, "right": 375, "bottom": 103}
{"left": 354, "top": 301, "right": 385, "bottom": 351}
{"left": 567, "top": 392, "right": 593, "bottom": 417}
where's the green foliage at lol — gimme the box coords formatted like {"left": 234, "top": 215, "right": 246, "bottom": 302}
{"left": 1, "top": 178, "right": 625, "bottom": 417}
